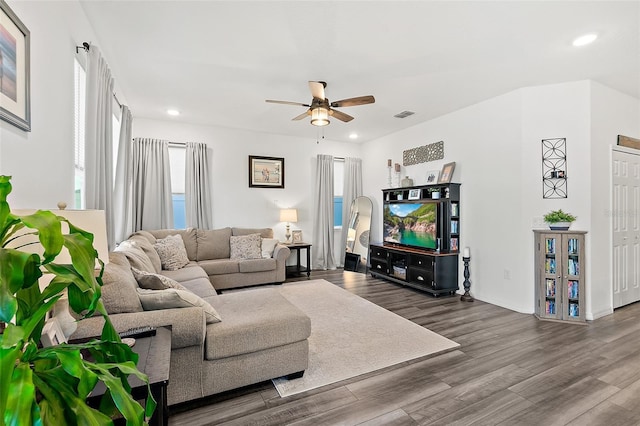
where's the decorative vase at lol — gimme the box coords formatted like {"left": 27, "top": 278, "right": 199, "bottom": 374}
{"left": 401, "top": 176, "right": 413, "bottom": 187}
{"left": 549, "top": 221, "right": 571, "bottom": 231}
{"left": 431, "top": 191, "right": 441, "bottom": 199}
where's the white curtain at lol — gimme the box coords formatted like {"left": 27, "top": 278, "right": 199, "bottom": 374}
{"left": 312, "top": 154, "right": 336, "bottom": 270}
{"left": 185, "top": 142, "right": 213, "bottom": 229}
{"left": 131, "top": 138, "right": 174, "bottom": 231}
{"left": 84, "top": 46, "right": 115, "bottom": 249}
{"left": 339, "top": 157, "right": 363, "bottom": 265}
{"left": 113, "top": 105, "right": 133, "bottom": 243}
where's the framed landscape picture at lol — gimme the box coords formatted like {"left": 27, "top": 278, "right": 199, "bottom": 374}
{"left": 438, "top": 162, "right": 456, "bottom": 184}
{"left": 249, "top": 155, "right": 284, "bottom": 188}
{"left": 0, "top": 1, "right": 30, "bottom": 131}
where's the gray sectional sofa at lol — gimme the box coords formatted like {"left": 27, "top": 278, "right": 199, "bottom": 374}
{"left": 71, "top": 227, "right": 310, "bottom": 406}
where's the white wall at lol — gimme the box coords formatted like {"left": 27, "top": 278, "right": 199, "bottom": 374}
{"left": 133, "top": 118, "right": 362, "bottom": 264}
{"left": 0, "top": 1, "right": 99, "bottom": 208}
{"left": 590, "top": 81, "right": 640, "bottom": 319}
{"left": 363, "top": 80, "right": 640, "bottom": 317}
{"left": 362, "top": 90, "right": 529, "bottom": 312}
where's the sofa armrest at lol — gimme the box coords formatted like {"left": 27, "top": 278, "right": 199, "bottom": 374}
{"left": 72, "top": 307, "right": 206, "bottom": 350}
{"left": 272, "top": 244, "right": 290, "bottom": 282}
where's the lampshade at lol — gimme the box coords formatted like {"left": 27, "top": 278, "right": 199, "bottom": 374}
{"left": 310, "top": 107, "right": 330, "bottom": 126}
{"left": 10, "top": 209, "right": 110, "bottom": 267}
{"left": 280, "top": 208, "right": 298, "bottom": 223}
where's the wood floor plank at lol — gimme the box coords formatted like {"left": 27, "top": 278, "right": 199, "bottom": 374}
{"left": 167, "top": 270, "right": 640, "bottom": 425}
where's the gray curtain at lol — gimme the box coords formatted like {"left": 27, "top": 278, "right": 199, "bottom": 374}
{"left": 312, "top": 154, "right": 336, "bottom": 270}
{"left": 185, "top": 142, "right": 213, "bottom": 229}
{"left": 131, "top": 138, "right": 174, "bottom": 231}
{"left": 339, "top": 157, "right": 363, "bottom": 265}
{"left": 84, "top": 45, "right": 115, "bottom": 249}
{"left": 113, "top": 105, "right": 133, "bottom": 243}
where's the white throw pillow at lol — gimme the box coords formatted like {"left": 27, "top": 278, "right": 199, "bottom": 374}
{"left": 154, "top": 234, "right": 190, "bottom": 271}
{"left": 131, "top": 267, "right": 187, "bottom": 291}
{"left": 230, "top": 233, "right": 262, "bottom": 260}
{"left": 137, "top": 288, "right": 222, "bottom": 324}
{"left": 261, "top": 238, "right": 279, "bottom": 258}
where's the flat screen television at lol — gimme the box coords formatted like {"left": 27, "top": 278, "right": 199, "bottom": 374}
{"left": 383, "top": 202, "right": 438, "bottom": 250}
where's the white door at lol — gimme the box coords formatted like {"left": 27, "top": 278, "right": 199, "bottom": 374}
{"left": 612, "top": 149, "right": 640, "bottom": 308}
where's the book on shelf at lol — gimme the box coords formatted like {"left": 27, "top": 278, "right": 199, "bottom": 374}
{"left": 568, "top": 280, "right": 579, "bottom": 299}
{"left": 568, "top": 238, "right": 579, "bottom": 255}
{"left": 545, "top": 238, "right": 556, "bottom": 254}
{"left": 450, "top": 237, "right": 459, "bottom": 251}
{"left": 545, "top": 258, "right": 556, "bottom": 274}
{"left": 569, "top": 303, "right": 579, "bottom": 317}
{"left": 451, "top": 203, "right": 459, "bottom": 217}
{"left": 546, "top": 279, "right": 556, "bottom": 297}
{"left": 568, "top": 259, "right": 580, "bottom": 275}
{"left": 450, "top": 220, "right": 459, "bottom": 234}
{"left": 545, "top": 300, "right": 556, "bottom": 315}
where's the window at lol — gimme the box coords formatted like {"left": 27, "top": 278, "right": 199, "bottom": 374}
{"left": 168, "top": 145, "right": 186, "bottom": 229}
{"left": 333, "top": 159, "right": 344, "bottom": 227}
{"left": 73, "top": 58, "right": 86, "bottom": 208}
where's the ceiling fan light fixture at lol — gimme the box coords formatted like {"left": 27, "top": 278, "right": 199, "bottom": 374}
{"left": 311, "top": 107, "right": 330, "bottom": 126}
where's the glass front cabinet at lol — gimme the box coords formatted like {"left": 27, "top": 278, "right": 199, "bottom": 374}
{"left": 533, "top": 230, "right": 586, "bottom": 323}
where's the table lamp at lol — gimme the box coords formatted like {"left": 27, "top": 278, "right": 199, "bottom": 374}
{"left": 280, "top": 208, "right": 298, "bottom": 243}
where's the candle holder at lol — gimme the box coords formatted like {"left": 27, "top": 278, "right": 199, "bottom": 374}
{"left": 395, "top": 171, "right": 401, "bottom": 188}
{"left": 387, "top": 166, "right": 393, "bottom": 188}
{"left": 461, "top": 256, "right": 474, "bottom": 302}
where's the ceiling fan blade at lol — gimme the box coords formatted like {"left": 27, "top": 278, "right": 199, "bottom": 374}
{"left": 266, "top": 100, "right": 309, "bottom": 107}
{"left": 308, "top": 81, "right": 326, "bottom": 100}
{"left": 330, "top": 95, "right": 375, "bottom": 108}
{"left": 292, "top": 110, "right": 311, "bottom": 121}
{"left": 329, "top": 109, "right": 354, "bottom": 122}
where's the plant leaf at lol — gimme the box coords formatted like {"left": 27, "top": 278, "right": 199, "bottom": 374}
{"left": 0, "top": 346, "right": 22, "bottom": 419}
{"left": 5, "top": 362, "right": 37, "bottom": 426}
{"left": 19, "top": 211, "right": 64, "bottom": 264}
{"left": 0, "top": 249, "right": 42, "bottom": 322}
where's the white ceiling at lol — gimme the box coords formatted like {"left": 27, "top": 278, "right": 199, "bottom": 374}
{"left": 79, "top": 1, "right": 640, "bottom": 143}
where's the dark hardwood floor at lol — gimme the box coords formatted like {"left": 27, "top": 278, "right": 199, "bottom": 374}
{"left": 169, "top": 270, "right": 640, "bottom": 425}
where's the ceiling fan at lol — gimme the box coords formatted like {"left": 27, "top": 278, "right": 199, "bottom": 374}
{"left": 266, "top": 81, "right": 375, "bottom": 127}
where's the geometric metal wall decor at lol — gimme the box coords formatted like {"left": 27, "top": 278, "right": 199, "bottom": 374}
{"left": 542, "top": 138, "right": 567, "bottom": 199}
{"left": 403, "top": 141, "right": 444, "bottom": 166}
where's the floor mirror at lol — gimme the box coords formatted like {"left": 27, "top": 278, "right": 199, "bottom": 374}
{"left": 344, "top": 196, "right": 373, "bottom": 272}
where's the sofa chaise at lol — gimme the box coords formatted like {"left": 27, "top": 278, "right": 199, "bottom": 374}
{"left": 71, "top": 227, "right": 310, "bottom": 406}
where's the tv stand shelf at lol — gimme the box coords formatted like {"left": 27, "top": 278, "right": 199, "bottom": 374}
{"left": 369, "top": 243, "right": 459, "bottom": 296}
{"left": 373, "top": 182, "right": 461, "bottom": 296}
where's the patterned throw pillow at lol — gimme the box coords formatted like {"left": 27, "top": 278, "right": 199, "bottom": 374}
{"left": 131, "top": 267, "right": 187, "bottom": 291}
{"left": 154, "top": 234, "right": 190, "bottom": 271}
{"left": 230, "top": 233, "right": 262, "bottom": 260}
{"left": 137, "top": 288, "right": 222, "bottom": 324}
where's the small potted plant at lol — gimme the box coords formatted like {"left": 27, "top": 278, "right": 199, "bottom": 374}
{"left": 544, "top": 209, "right": 577, "bottom": 230}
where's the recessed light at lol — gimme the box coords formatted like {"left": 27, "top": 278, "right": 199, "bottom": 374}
{"left": 167, "top": 109, "right": 180, "bottom": 116}
{"left": 349, "top": 133, "right": 358, "bottom": 140}
{"left": 572, "top": 33, "right": 597, "bottom": 47}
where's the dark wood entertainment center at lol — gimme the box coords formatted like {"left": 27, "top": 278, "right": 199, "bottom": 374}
{"left": 369, "top": 183, "right": 460, "bottom": 296}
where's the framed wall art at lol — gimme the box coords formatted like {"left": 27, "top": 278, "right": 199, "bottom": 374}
{"left": 438, "top": 162, "right": 456, "bottom": 184}
{"left": 426, "top": 170, "right": 440, "bottom": 184}
{"left": 248, "top": 155, "right": 284, "bottom": 188}
{"left": 0, "top": 1, "right": 30, "bottom": 131}
{"left": 408, "top": 188, "right": 421, "bottom": 200}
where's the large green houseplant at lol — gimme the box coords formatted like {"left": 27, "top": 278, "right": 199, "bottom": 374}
{"left": 0, "top": 175, "right": 155, "bottom": 425}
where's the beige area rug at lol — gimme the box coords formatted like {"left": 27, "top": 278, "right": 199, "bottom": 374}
{"left": 272, "top": 279, "right": 459, "bottom": 397}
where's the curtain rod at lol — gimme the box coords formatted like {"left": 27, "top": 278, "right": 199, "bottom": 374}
{"left": 75, "top": 41, "right": 122, "bottom": 108}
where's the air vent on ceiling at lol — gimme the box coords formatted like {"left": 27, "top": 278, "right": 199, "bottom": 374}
{"left": 393, "top": 110, "right": 415, "bottom": 118}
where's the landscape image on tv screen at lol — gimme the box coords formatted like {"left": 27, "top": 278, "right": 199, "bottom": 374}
{"left": 383, "top": 202, "right": 437, "bottom": 249}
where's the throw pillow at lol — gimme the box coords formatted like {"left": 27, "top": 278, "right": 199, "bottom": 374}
{"left": 230, "top": 233, "right": 262, "bottom": 260}
{"left": 154, "top": 234, "right": 190, "bottom": 271}
{"left": 137, "top": 288, "right": 222, "bottom": 324}
{"left": 131, "top": 267, "right": 187, "bottom": 291}
{"left": 114, "top": 240, "right": 156, "bottom": 273}
{"left": 261, "top": 238, "right": 279, "bottom": 258}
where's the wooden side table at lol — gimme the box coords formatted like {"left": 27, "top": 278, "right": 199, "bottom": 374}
{"left": 87, "top": 327, "right": 172, "bottom": 426}
{"left": 285, "top": 243, "right": 312, "bottom": 279}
